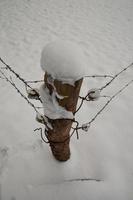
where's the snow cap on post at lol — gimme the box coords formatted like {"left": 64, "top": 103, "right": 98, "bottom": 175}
{"left": 41, "top": 40, "right": 88, "bottom": 83}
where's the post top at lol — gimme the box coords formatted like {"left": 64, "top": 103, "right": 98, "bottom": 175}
{"left": 41, "top": 40, "right": 88, "bottom": 83}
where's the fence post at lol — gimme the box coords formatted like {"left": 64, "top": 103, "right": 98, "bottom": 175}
{"left": 43, "top": 73, "right": 83, "bottom": 161}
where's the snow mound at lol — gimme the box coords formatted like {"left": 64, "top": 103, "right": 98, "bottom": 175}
{"left": 41, "top": 40, "right": 88, "bottom": 82}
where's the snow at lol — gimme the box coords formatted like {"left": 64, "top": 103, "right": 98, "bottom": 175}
{"left": 36, "top": 112, "right": 53, "bottom": 130}
{"left": 87, "top": 88, "right": 101, "bottom": 101}
{"left": 81, "top": 123, "right": 90, "bottom": 132}
{"left": 39, "top": 84, "right": 74, "bottom": 120}
{"left": 41, "top": 40, "right": 88, "bottom": 83}
{"left": 0, "top": 0, "right": 133, "bottom": 200}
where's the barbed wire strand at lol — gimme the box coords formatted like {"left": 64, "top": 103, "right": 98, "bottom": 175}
{"left": 65, "top": 178, "right": 103, "bottom": 182}
{"left": 85, "top": 75, "right": 113, "bottom": 78}
{"left": 0, "top": 69, "right": 39, "bottom": 113}
{"left": 100, "top": 62, "right": 133, "bottom": 91}
{"left": 0, "top": 57, "right": 42, "bottom": 103}
{"left": 26, "top": 80, "right": 44, "bottom": 83}
{"left": 0, "top": 57, "right": 133, "bottom": 143}
{"left": 75, "top": 62, "right": 133, "bottom": 114}
{"left": 34, "top": 119, "right": 79, "bottom": 144}
{"left": 76, "top": 79, "right": 133, "bottom": 130}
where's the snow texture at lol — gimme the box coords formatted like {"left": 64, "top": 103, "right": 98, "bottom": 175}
{"left": 0, "top": 0, "right": 133, "bottom": 200}
{"left": 39, "top": 84, "right": 74, "bottom": 120}
{"left": 41, "top": 40, "right": 88, "bottom": 83}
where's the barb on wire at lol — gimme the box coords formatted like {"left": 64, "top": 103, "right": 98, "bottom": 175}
{"left": 65, "top": 178, "right": 103, "bottom": 182}
{"left": 100, "top": 95, "right": 111, "bottom": 99}
{"left": 85, "top": 74, "right": 113, "bottom": 78}
{"left": 26, "top": 80, "right": 43, "bottom": 83}
{"left": 0, "top": 57, "right": 42, "bottom": 103}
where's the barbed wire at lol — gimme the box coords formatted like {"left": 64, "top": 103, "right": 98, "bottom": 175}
{"left": 65, "top": 177, "right": 102, "bottom": 182}
{"left": 34, "top": 119, "right": 79, "bottom": 144}
{"left": 0, "top": 69, "right": 40, "bottom": 113}
{"left": 76, "top": 61, "right": 133, "bottom": 114}
{"left": 0, "top": 57, "right": 133, "bottom": 144}
{"left": 100, "top": 62, "right": 133, "bottom": 91}
{"left": 26, "top": 80, "right": 44, "bottom": 83}
{"left": 75, "top": 79, "right": 133, "bottom": 131}
{"left": 34, "top": 128, "right": 49, "bottom": 143}
{"left": 84, "top": 74, "right": 113, "bottom": 78}
{"left": 0, "top": 57, "right": 42, "bottom": 103}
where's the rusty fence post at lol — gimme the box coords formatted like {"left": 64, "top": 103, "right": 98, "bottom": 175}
{"left": 42, "top": 73, "right": 83, "bottom": 161}
{"left": 39, "top": 40, "right": 87, "bottom": 161}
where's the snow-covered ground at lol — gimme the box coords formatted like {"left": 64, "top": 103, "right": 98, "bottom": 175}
{"left": 0, "top": 0, "right": 133, "bottom": 199}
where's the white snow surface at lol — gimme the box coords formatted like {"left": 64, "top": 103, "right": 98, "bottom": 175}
{"left": 41, "top": 40, "right": 88, "bottom": 82}
{"left": 39, "top": 84, "right": 74, "bottom": 120}
{"left": 0, "top": 0, "right": 133, "bottom": 200}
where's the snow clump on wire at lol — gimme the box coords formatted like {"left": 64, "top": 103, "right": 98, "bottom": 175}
{"left": 41, "top": 40, "right": 88, "bottom": 84}
{"left": 87, "top": 88, "right": 100, "bottom": 101}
